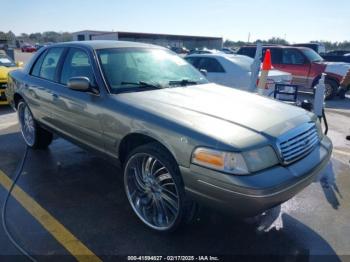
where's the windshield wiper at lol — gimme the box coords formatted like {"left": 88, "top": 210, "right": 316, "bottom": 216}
{"left": 120, "top": 81, "right": 163, "bottom": 89}
{"left": 168, "top": 79, "right": 198, "bottom": 86}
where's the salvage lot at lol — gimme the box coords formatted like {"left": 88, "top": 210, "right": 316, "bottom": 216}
{"left": 0, "top": 50, "right": 350, "bottom": 261}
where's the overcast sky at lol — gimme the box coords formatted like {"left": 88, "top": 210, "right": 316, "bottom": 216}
{"left": 1, "top": 0, "right": 349, "bottom": 43}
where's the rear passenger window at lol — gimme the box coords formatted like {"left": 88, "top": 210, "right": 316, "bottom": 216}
{"left": 261, "top": 47, "right": 282, "bottom": 64}
{"left": 60, "top": 48, "right": 95, "bottom": 85}
{"left": 31, "top": 51, "right": 47, "bottom": 77}
{"left": 39, "top": 48, "right": 64, "bottom": 81}
{"left": 197, "top": 58, "right": 225, "bottom": 73}
{"left": 237, "top": 47, "right": 256, "bottom": 58}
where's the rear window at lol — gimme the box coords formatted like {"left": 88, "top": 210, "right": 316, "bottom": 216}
{"left": 237, "top": 47, "right": 256, "bottom": 58}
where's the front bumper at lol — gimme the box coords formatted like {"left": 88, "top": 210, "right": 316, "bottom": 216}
{"left": 181, "top": 136, "right": 332, "bottom": 217}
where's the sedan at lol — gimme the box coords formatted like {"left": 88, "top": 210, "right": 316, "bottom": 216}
{"left": 21, "top": 44, "right": 36, "bottom": 52}
{"left": 6, "top": 41, "right": 332, "bottom": 232}
{"left": 185, "top": 53, "right": 292, "bottom": 95}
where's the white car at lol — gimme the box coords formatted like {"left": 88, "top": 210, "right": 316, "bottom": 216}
{"left": 185, "top": 53, "right": 292, "bottom": 95}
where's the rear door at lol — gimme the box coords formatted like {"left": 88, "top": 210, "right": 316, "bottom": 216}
{"left": 26, "top": 47, "right": 65, "bottom": 126}
{"left": 49, "top": 47, "right": 105, "bottom": 152}
{"left": 272, "top": 48, "right": 310, "bottom": 88}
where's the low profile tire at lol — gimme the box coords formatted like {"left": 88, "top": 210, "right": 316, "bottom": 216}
{"left": 123, "top": 143, "right": 194, "bottom": 232}
{"left": 325, "top": 79, "right": 338, "bottom": 100}
{"left": 17, "top": 100, "right": 53, "bottom": 149}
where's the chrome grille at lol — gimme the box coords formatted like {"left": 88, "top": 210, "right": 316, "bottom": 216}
{"left": 278, "top": 123, "right": 319, "bottom": 164}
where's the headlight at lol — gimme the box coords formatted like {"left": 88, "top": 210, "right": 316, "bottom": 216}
{"left": 191, "top": 146, "right": 279, "bottom": 175}
{"left": 242, "top": 146, "right": 279, "bottom": 173}
{"left": 191, "top": 148, "right": 249, "bottom": 175}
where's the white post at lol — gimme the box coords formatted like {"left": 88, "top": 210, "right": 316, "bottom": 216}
{"left": 314, "top": 74, "right": 326, "bottom": 117}
{"left": 249, "top": 42, "right": 262, "bottom": 93}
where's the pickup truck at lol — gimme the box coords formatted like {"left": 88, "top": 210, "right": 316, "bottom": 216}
{"left": 237, "top": 45, "right": 350, "bottom": 99}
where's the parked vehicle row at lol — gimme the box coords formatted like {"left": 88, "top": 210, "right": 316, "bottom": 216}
{"left": 6, "top": 41, "right": 332, "bottom": 232}
{"left": 322, "top": 50, "right": 350, "bottom": 63}
{"left": 237, "top": 45, "right": 350, "bottom": 99}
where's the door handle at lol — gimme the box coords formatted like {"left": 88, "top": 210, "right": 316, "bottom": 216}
{"left": 52, "top": 94, "right": 59, "bottom": 100}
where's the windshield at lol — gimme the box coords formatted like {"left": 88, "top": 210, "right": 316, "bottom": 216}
{"left": 0, "top": 55, "right": 16, "bottom": 67}
{"left": 97, "top": 48, "right": 208, "bottom": 92}
{"left": 301, "top": 49, "right": 324, "bottom": 62}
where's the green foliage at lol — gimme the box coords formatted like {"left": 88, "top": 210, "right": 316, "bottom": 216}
{"left": 14, "top": 31, "right": 73, "bottom": 43}
{"left": 311, "top": 40, "right": 350, "bottom": 51}
{"left": 224, "top": 37, "right": 350, "bottom": 51}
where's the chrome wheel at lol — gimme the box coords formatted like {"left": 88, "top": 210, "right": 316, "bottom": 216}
{"left": 325, "top": 83, "right": 333, "bottom": 99}
{"left": 124, "top": 153, "right": 180, "bottom": 230}
{"left": 18, "top": 102, "right": 36, "bottom": 146}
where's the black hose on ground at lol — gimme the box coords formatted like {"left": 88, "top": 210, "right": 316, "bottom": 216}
{"left": 1, "top": 146, "right": 36, "bottom": 262}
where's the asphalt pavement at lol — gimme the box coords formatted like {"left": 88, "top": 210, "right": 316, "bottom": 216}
{"left": 0, "top": 97, "right": 349, "bottom": 261}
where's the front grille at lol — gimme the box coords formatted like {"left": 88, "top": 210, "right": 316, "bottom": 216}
{"left": 278, "top": 123, "right": 319, "bottom": 164}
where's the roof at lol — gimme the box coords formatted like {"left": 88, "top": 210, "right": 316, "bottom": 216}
{"left": 186, "top": 53, "right": 254, "bottom": 63}
{"left": 240, "top": 45, "right": 312, "bottom": 50}
{"left": 72, "top": 30, "right": 222, "bottom": 40}
{"left": 52, "top": 40, "right": 166, "bottom": 50}
{"left": 72, "top": 30, "right": 112, "bottom": 35}
{"left": 187, "top": 53, "right": 250, "bottom": 59}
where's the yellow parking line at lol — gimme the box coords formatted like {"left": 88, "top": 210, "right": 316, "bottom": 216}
{"left": 333, "top": 149, "right": 350, "bottom": 157}
{"left": 0, "top": 170, "right": 102, "bottom": 262}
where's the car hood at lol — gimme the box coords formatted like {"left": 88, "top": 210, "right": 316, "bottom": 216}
{"left": 0, "top": 66, "right": 18, "bottom": 82}
{"left": 316, "top": 61, "right": 350, "bottom": 77}
{"left": 117, "top": 83, "right": 313, "bottom": 148}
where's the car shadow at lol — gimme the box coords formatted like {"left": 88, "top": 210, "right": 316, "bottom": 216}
{"left": 297, "top": 92, "right": 350, "bottom": 111}
{"left": 325, "top": 96, "right": 350, "bottom": 110}
{"left": 0, "top": 105, "right": 15, "bottom": 116}
{"left": 317, "top": 162, "right": 343, "bottom": 210}
{"left": 0, "top": 132, "right": 341, "bottom": 261}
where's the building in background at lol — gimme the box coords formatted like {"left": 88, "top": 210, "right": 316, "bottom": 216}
{"left": 72, "top": 30, "right": 223, "bottom": 50}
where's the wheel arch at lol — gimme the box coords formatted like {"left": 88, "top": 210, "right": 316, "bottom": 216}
{"left": 311, "top": 74, "right": 340, "bottom": 87}
{"left": 13, "top": 93, "right": 24, "bottom": 109}
{"left": 118, "top": 132, "right": 178, "bottom": 166}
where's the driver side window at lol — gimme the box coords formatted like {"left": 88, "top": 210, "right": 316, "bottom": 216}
{"left": 282, "top": 49, "right": 305, "bottom": 65}
{"left": 60, "top": 48, "right": 95, "bottom": 86}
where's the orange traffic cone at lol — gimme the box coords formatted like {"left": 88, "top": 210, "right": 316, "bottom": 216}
{"left": 257, "top": 49, "right": 272, "bottom": 95}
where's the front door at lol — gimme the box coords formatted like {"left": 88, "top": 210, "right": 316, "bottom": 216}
{"left": 272, "top": 48, "right": 311, "bottom": 88}
{"left": 49, "top": 47, "right": 105, "bottom": 152}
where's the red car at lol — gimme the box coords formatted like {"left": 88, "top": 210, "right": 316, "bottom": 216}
{"left": 238, "top": 45, "right": 350, "bottom": 99}
{"left": 21, "top": 44, "right": 36, "bottom": 52}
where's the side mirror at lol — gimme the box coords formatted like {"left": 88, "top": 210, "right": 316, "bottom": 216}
{"left": 67, "top": 77, "right": 91, "bottom": 92}
{"left": 200, "top": 69, "right": 208, "bottom": 77}
{"left": 16, "top": 61, "right": 24, "bottom": 67}
{"left": 301, "top": 100, "right": 313, "bottom": 112}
